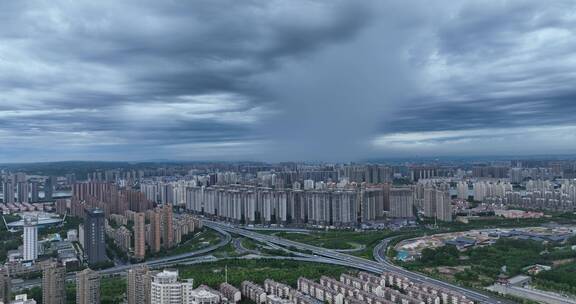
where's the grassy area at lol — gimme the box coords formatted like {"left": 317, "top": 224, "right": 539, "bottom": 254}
{"left": 100, "top": 277, "right": 127, "bottom": 304}
{"left": 275, "top": 230, "right": 395, "bottom": 251}
{"left": 236, "top": 237, "right": 293, "bottom": 257}
{"left": 213, "top": 241, "right": 246, "bottom": 258}
{"left": 535, "top": 263, "right": 576, "bottom": 295}
{"left": 0, "top": 224, "right": 21, "bottom": 263}
{"left": 171, "top": 229, "right": 222, "bottom": 255}
{"left": 148, "top": 228, "right": 222, "bottom": 258}
{"left": 177, "top": 258, "right": 350, "bottom": 288}
{"left": 23, "top": 277, "right": 126, "bottom": 304}
{"left": 402, "top": 238, "right": 576, "bottom": 289}
{"left": 3, "top": 214, "right": 21, "bottom": 223}
{"left": 241, "top": 238, "right": 261, "bottom": 251}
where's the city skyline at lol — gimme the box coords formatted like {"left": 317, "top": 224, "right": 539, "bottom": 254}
{"left": 2, "top": 1, "right": 576, "bottom": 162}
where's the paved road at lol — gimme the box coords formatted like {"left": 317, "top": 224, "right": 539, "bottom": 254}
{"left": 13, "top": 220, "right": 513, "bottom": 304}
{"left": 204, "top": 221, "right": 510, "bottom": 304}
{"left": 13, "top": 225, "right": 233, "bottom": 291}
{"left": 99, "top": 225, "right": 232, "bottom": 275}
{"left": 373, "top": 236, "right": 396, "bottom": 263}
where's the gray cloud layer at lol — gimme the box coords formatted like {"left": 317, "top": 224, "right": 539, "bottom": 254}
{"left": 1, "top": 0, "right": 576, "bottom": 162}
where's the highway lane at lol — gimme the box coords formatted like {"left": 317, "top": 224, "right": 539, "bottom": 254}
{"left": 12, "top": 221, "right": 511, "bottom": 304}
{"left": 204, "top": 221, "right": 508, "bottom": 304}
{"left": 99, "top": 225, "right": 232, "bottom": 275}
{"left": 373, "top": 237, "right": 394, "bottom": 263}
{"left": 373, "top": 236, "right": 517, "bottom": 304}
{"left": 12, "top": 251, "right": 384, "bottom": 291}
{"left": 12, "top": 227, "right": 232, "bottom": 291}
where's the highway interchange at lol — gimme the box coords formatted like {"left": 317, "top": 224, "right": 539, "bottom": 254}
{"left": 15, "top": 220, "right": 512, "bottom": 303}
{"left": 203, "top": 221, "right": 510, "bottom": 304}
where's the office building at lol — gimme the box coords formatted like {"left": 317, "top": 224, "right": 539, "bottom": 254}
{"left": 23, "top": 217, "right": 38, "bottom": 261}
{"left": 76, "top": 268, "right": 100, "bottom": 304}
{"left": 42, "top": 262, "right": 66, "bottom": 304}
{"left": 84, "top": 208, "right": 107, "bottom": 265}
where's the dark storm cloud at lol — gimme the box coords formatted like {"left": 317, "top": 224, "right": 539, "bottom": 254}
{"left": 371, "top": 0, "right": 576, "bottom": 156}
{"left": 0, "top": 0, "right": 375, "bottom": 161}
{"left": 2, "top": 0, "right": 576, "bottom": 162}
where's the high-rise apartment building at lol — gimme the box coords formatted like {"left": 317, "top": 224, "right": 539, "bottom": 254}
{"left": 423, "top": 188, "right": 436, "bottom": 218}
{"left": 44, "top": 176, "right": 56, "bottom": 200}
{"left": 127, "top": 265, "right": 151, "bottom": 304}
{"left": 134, "top": 212, "right": 146, "bottom": 259}
{"left": 3, "top": 181, "right": 14, "bottom": 204}
{"left": 84, "top": 208, "right": 107, "bottom": 265}
{"left": 161, "top": 204, "right": 174, "bottom": 249}
{"left": 30, "top": 181, "right": 40, "bottom": 203}
{"left": 23, "top": 217, "right": 38, "bottom": 261}
{"left": 148, "top": 210, "right": 161, "bottom": 253}
{"left": 435, "top": 189, "right": 452, "bottom": 222}
{"left": 42, "top": 262, "right": 66, "bottom": 304}
{"left": 389, "top": 188, "right": 414, "bottom": 218}
{"left": 457, "top": 181, "right": 469, "bottom": 200}
{"left": 76, "top": 268, "right": 100, "bottom": 304}
{"left": 17, "top": 182, "right": 29, "bottom": 203}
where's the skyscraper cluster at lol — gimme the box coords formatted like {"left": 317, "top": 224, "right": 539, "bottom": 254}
{"left": 389, "top": 188, "right": 414, "bottom": 218}
{"left": 1, "top": 173, "right": 43, "bottom": 204}
{"left": 71, "top": 182, "right": 153, "bottom": 218}
{"left": 41, "top": 262, "right": 100, "bottom": 304}
{"left": 413, "top": 181, "right": 453, "bottom": 222}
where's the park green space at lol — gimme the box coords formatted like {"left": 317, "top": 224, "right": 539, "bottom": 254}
{"left": 23, "top": 259, "right": 348, "bottom": 304}
{"left": 274, "top": 230, "right": 391, "bottom": 251}
{"left": 177, "top": 258, "right": 349, "bottom": 288}
{"left": 400, "top": 236, "right": 576, "bottom": 294}
{"left": 147, "top": 228, "right": 222, "bottom": 259}
{"left": 24, "top": 276, "right": 126, "bottom": 304}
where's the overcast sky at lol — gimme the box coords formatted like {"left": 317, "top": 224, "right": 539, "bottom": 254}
{"left": 2, "top": 0, "right": 576, "bottom": 162}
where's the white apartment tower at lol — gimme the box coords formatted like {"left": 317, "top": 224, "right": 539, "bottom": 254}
{"left": 150, "top": 270, "right": 194, "bottom": 304}
{"left": 23, "top": 217, "right": 38, "bottom": 261}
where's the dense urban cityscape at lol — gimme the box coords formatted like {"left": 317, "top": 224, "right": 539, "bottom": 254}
{"left": 3, "top": 0, "right": 576, "bottom": 303}
{"left": 0, "top": 160, "right": 574, "bottom": 303}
